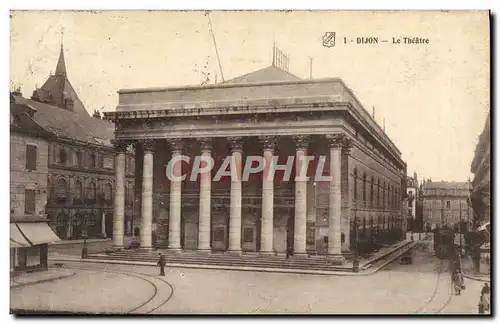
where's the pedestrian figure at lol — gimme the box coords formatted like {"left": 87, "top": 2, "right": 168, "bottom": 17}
{"left": 452, "top": 268, "right": 465, "bottom": 295}
{"left": 481, "top": 283, "right": 490, "bottom": 312}
{"left": 478, "top": 295, "right": 486, "bottom": 314}
{"left": 157, "top": 252, "right": 166, "bottom": 276}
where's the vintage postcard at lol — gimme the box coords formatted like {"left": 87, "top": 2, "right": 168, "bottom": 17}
{"left": 9, "top": 10, "right": 490, "bottom": 315}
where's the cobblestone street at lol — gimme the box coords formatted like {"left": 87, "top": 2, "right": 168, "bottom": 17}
{"left": 10, "top": 242, "right": 487, "bottom": 314}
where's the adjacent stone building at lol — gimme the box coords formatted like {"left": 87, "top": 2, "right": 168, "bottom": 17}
{"left": 470, "top": 111, "right": 490, "bottom": 226}
{"left": 10, "top": 93, "right": 61, "bottom": 272}
{"left": 13, "top": 44, "right": 135, "bottom": 240}
{"left": 421, "top": 180, "right": 471, "bottom": 229}
{"left": 104, "top": 59, "right": 407, "bottom": 261}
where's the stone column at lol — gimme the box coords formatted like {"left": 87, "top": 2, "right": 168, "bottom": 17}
{"left": 198, "top": 138, "right": 212, "bottom": 251}
{"left": 326, "top": 134, "right": 345, "bottom": 264}
{"left": 341, "top": 139, "right": 353, "bottom": 251}
{"left": 228, "top": 137, "right": 243, "bottom": 253}
{"left": 140, "top": 140, "right": 154, "bottom": 249}
{"left": 168, "top": 139, "right": 182, "bottom": 251}
{"left": 260, "top": 136, "right": 276, "bottom": 255}
{"left": 293, "top": 135, "right": 309, "bottom": 256}
{"left": 112, "top": 141, "right": 127, "bottom": 249}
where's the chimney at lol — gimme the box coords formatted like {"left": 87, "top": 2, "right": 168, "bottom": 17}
{"left": 93, "top": 110, "right": 101, "bottom": 119}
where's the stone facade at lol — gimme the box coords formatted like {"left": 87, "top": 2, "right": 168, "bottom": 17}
{"left": 470, "top": 112, "right": 490, "bottom": 225}
{"left": 10, "top": 132, "right": 50, "bottom": 218}
{"left": 13, "top": 43, "right": 135, "bottom": 240}
{"left": 421, "top": 181, "right": 471, "bottom": 229}
{"left": 10, "top": 94, "right": 55, "bottom": 272}
{"left": 104, "top": 65, "right": 407, "bottom": 260}
{"left": 45, "top": 140, "right": 136, "bottom": 239}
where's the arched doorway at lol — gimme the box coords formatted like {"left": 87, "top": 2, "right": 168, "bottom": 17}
{"left": 56, "top": 212, "right": 68, "bottom": 238}
{"left": 72, "top": 213, "right": 83, "bottom": 239}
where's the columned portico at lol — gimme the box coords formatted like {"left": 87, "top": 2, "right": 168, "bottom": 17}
{"left": 140, "top": 140, "right": 154, "bottom": 249}
{"left": 326, "top": 133, "right": 345, "bottom": 264}
{"left": 260, "top": 136, "right": 276, "bottom": 255}
{"left": 228, "top": 137, "right": 243, "bottom": 253}
{"left": 293, "top": 135, "right": 309, "bottom": 256}
{"left": 105, "top": 63, "right": 407, "bottom": 269}
{"left": 198, "top": 138, "right": 212, "bottom": 251}
{"left": 112, "top": 141, "right": 127, "bottom": 249}
{"left": 168, "top": 138, "right": 182, "bottom": 251}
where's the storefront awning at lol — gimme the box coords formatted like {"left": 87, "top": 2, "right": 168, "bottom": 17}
{"left": 16, "top": 222, "right": 61, "bottom": 245}
{"left": 10, "top": 223, "right": 31, "bottom": 248}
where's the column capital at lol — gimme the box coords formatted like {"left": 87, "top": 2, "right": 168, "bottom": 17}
{"left": 341, "top": 137, "right": 353, "bottom": 154}
{"left": 139, "top": 139, "right": 155, "bottom": 153}
{"left": 197, "top": 137, "right": 213, "bottom": 152}
{"left": 325, "top": 133, "right": 344, "bottom": 149}
{"left": 228, "top": 136, "right": 244, "bottom": 152}
{"left": 293, "top": 135, "right": 309, "bottom": 151}
{"left": 166, "top": 138, "right": 183, "bottom": 153}
{"left": 259, "top": 135, "right": 277, "bottom": 151}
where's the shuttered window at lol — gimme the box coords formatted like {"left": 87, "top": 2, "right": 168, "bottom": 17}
{"left": 25, "top": 189, "right": 35, "bottom": 214}
{"left": 26, "top": 145, "right": 37, "bottom": 170}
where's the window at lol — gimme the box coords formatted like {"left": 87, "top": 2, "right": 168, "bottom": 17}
{"left": 56, "top": 178, "right": 68, "bottom": 203}
{"left": 389, "top": 186, "right": 392, "bottom": 209}
{"left": 52, "top": 144, "right": 57, "bottom": 162}
{"left": 90, "top": 153, "right": 96, "bottom": 168}
{"left": 446, "top": 200, "right": 451, "bottom": 208}
{"left": 24, "top": 189, "right": 35, "bottom": 214}
{"left": 377, "top": 179, "right": 380, "bottom": 208}
{"left": 87, "top": 182, "right": 96, "bottom": 200}
{"left": 353, "top": 168, "right": 358, "bottom": 201}
{"left": 370, "top": 176, "right": 374, "bottom": 205}
{"left": 59, "top": 148, "right": 67, "bottom": 164}
{"left": 362, "top": 173, "right": 367, "bottom": 203}
{"left": 74, "top": 180, "right": 83, "bottom": 204}
{"left": 104, "top": 183, "right": 113, "bottom": 205}
{"left": 25, "top": 145, "right": 37, "bottom": 170}
{"left": 75, "top": 151, "right": 83, "bottom": 167}
{"left": 382, "top": 182, "right": 385, "bottom": 208}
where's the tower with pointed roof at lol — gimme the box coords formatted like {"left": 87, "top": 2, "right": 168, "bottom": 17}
{"left": 31, "top": 42, "right": 89, "bottom": 116}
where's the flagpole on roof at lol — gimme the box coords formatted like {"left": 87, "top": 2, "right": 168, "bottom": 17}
{"left": 206, "top": 11, "right": 225, "bottom": 82}
{"left": 309, "top": 57, "right": 313, "bottom": 79}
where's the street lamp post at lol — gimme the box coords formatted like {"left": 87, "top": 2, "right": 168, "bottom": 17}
{"left": 459, "top": 200, "right": 463, "bottom": 258}
{"left": 81, "top": 217, "right": 88, "bottom": 259}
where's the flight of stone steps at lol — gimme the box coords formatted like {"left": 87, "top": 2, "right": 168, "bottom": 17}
{"left": 87, "top": 249, "right": 354, "bottom": 272}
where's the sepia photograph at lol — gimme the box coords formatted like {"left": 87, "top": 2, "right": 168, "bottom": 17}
{"left": 8, "top": 9, "right": 491, "bottom": 315}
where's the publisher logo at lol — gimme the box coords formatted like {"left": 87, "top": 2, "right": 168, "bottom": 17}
{"left": 322, "top": 32, "right": 336, "bottom": 48}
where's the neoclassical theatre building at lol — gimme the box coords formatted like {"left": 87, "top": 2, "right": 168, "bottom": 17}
{"left": 105, "top": 62, "right": 407, "bottom": 262}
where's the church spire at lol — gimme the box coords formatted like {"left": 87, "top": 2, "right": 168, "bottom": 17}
{"left": 55, "top": 29, "right": 67, "bottom": 76}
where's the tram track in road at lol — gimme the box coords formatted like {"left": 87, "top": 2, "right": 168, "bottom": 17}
{"left": 413, "top": 258, "right": 454, "bottom": 314}
{"left": 434, "top": 279, "right": 453, "bottom": 314}
{"left": 61, "top": 263, "right": 174, "bottom": 314}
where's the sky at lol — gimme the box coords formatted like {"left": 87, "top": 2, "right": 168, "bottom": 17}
{"left": 9, "top": 10, "right": 490, "bottom": 183}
